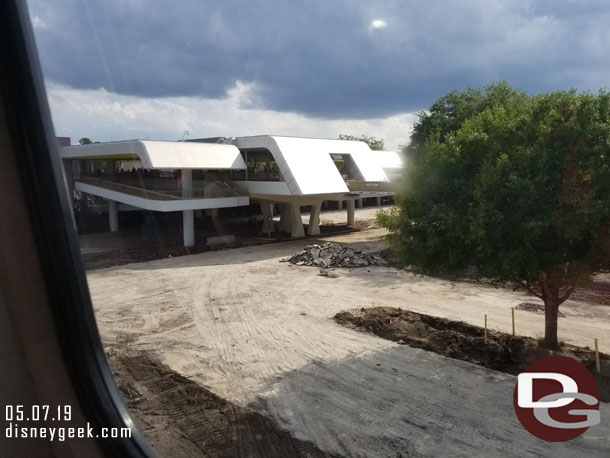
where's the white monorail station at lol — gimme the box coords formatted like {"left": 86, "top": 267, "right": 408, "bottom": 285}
{"left": 60, "top": 135, "right": 402, "bottom": 247}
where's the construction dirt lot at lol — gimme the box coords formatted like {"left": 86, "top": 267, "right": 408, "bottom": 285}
{"left": 86, "top": 209, "right": 610, "bottom": 458}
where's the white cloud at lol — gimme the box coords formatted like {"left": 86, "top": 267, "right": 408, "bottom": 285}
{"left": 369, "top": 19, "right": 387, "bottom": 30}
{"left": 46, "top": 82, "right": 416, "bottom": 150}
{"left": 29, "top": 0, "right": 610, "bottom": 118}
{"left": 31, "top": 16, "right": 47, "bottom": 29}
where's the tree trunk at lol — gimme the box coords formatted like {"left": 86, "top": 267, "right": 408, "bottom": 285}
{"left": 542, "top": 296, "right": 560, "bottom": 350}
{"left": 533, "top": 274, "right": 575, "bottom": 351}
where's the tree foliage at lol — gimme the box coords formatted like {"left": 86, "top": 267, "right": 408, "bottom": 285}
{"left": 79, "top": 137, "right": 93, "bottom": 145}
{"left": 381, "top": 83, "right": 610, "bottom": 349}
{"left": 405, "top": 81, "right": 528, "bottom": 161}
{"left": 338, "top": 134, "right": 385, "bottom": 151}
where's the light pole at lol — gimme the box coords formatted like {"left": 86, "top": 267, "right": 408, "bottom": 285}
{"left": 181, "top": 130, "right": 190, "bottom": 142}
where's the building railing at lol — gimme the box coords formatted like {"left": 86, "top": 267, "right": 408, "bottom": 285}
{"left": 231, "top": 170, "right": 282, "bottom": 182}
{"left": 77, "top": 176, "right": 245, "bottom": 200}
{"left": 345, "top": 180, "right": 396, "bottom": 193}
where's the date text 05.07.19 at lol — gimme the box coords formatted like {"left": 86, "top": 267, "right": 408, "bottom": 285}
{"left": 5, "top": 405, "right": 72, "bottom": 422}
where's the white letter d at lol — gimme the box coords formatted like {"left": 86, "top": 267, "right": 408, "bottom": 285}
{"left": 518, "top": 372, "right": 578, "bottom": 408}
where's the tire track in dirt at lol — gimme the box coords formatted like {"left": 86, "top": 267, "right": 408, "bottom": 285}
{"left": 88, "top": 229, "right": 610, "bottom": 457}
{"left": 111, "top": 354, "right": 341, "bottom": 458}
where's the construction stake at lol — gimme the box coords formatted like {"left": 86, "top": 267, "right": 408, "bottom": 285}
{"left": 484, "top": 314, "right": 488, "bottom": 344}
{"left": 594, "top": 338, "right": 601, "bottom": 373}
{"left": 511, "top": 308, "right": 515, "bottom": 336}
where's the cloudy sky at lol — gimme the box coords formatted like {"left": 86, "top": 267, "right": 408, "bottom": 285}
{"left": 27, "top": 0, "right": 610, "bottom": 150}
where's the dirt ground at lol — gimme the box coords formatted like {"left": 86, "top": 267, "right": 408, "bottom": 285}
{"left": 334, "top": 307, "right": 609, "bottom": 401}
{"left": 108, "top": 353, "right": 339, "bottom": 458}
{"left": 88, "top": 224, "right": 610, "bottom": 457}
{"left": 78, "top": 206, "right": 385, "bottom": 270}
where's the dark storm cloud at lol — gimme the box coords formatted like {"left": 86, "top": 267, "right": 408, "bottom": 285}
{"left": 27, "top": 0, "right": 610, "bottom": 119}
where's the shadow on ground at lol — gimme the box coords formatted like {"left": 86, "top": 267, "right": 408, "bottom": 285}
{"left": 334, "top": 306, "right": 610, "bottom": 402}
{"left": 249, "top": 345, "right": 610, "bottom": 458}
{"left": 110, "top": 354, "right": 344, "bottom": 458}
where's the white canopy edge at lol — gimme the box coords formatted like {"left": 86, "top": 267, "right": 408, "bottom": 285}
{"left": 60, "top": 140, "right": 246, "bottom": 170}
{"left": 232, "top": 135, "right": 392, "bottom": 196}
{"left": 376, "top": 150, "right": 403, "bottom": 169}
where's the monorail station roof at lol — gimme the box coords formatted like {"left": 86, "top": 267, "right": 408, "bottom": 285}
{"left": 376, "top": 149, "right": 403, "bottom": 170}
{"left": 230, "top": 135, "right": 398, "bottom": 196}
{"left": 59, "top": 135, "right": 402, "bottom": 245}
{"left": 60, "top": 140, "right": 246, "bottom": 170}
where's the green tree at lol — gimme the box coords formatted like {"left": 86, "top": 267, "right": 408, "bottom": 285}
{"left": 405, "top": 81, "right": 528, "bottom": 161}
{"left": 338, "top": 134, "right": 385, "bottom": 151}
{"left": 79, "top": 137, "right": 93, "bottom": 145}
{"left": 381, "top": 86, "right": 610, "bottom": 349}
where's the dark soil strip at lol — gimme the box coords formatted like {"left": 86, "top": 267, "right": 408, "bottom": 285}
{"left": 334, "top": 307, "right": 610, "bottom": 402}
{"left": 109, "top": 354, "right": 343, "bottom": 458}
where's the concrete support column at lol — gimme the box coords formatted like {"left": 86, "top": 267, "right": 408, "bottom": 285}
{"left": 347, "top": 199, "right": 355, "bottom": 226}
{"left": 307, "top": 202, "right": 321, "bottom": 236}
{"left": 356, "top": 198, "right": 363, "bottom": 208}
{"left": 278, "top": 203, "right": 289, "bottom": 233}
{"left": 244, "top": 150, "right": 249, "bottom": 181}
{"left": 337, "top": 200, "right": 344, "bottom": 210}
{"left": 261, "top": 202, "right": 275, "bottom": 233}
{"left": 108, "top": 200, "right": 119, "bottom": 232}
{"left": 183, "top": 210, "right": 195, "bottom": 247}
{"left": 288, "top": 203, "right": 305, "bottom": 238}
{"left": 376, "top": 196, "right": 382, "bottom": 206}
{"left": 181, "top": 168, "right": 195, "bottom": 247}
{"left": 284, "top": 204, "right": 295, "bottom": 234}
{"left": 181, "top": 168, "right": 193, "bottom": 198}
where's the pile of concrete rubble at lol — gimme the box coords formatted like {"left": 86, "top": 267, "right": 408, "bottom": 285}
{"left": 281, "top": 242, "right": 386, "bottom": 268}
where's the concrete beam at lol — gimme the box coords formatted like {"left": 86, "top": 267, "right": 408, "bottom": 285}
{"left": 75, "top": 181, "right": 249, "bottom": 212}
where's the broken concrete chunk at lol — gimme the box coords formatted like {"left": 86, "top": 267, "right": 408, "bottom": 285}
{"left": 281, "top": 242, "right": 386, "bottom": 268}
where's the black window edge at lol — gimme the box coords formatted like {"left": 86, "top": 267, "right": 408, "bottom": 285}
{"left": 0, "top": 1, "right": 155, "bottom": 456}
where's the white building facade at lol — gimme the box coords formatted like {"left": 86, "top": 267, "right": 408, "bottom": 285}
{"left": 60, "top": 136, "right": 402, "bottom": 246}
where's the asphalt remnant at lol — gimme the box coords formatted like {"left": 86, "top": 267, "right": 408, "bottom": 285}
{"left": 281, "top": 242, "right": 386, "bottom": 268}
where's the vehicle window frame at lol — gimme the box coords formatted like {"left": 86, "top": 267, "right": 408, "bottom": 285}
{"left": 0, "top": 2, "right": 155, "bottom": 456}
